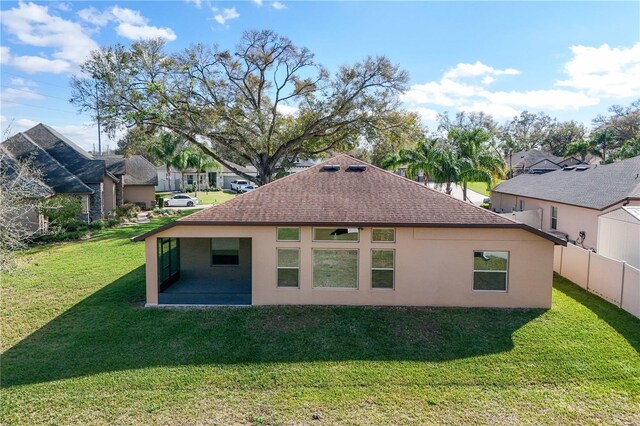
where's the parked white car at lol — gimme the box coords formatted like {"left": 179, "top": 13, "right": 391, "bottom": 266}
{"left": 238, "top": 184, "right": 258, "bottom": 193}
{"left": 230, "top": 179, "right": 250, "bottom": 192}
{"left": 164, "top": 194, "right": 199, "bottom": 207}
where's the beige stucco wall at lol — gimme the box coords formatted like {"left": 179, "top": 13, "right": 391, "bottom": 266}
{"left": 143, "top": 225, "right": 555, "bottom": 308}
{"left": 124, "top": 185, "right": 156, "bottom": 209}
{"left": 490, "top": 192, "right": 638, "bottom": 250}
{"left": 103, "top": 176, "right": 116, "bottom": 214}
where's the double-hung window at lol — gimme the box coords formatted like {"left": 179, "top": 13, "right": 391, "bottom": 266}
{"left": 371, "top": 249, "right": 394, "bottom": 289}
{"left": 277, "top": 248, "right": 300, "bottom": 287}
{"left": 550, "top": 206, "right": 558, "bottom": 230}
{"left": 473, "top": 251, "right": 509, "bottom": 291}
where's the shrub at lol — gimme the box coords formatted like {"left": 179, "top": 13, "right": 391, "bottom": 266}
{"left": 115, "top": 203, "right": 141, "bottom": 218}
{"left": 63, "top": 218, "right": 88, "bottom": 232}
{"left": 88, "top": 220, "right": 106, "bottom": 230}
{"left": 106, "top": 219, "right": 122, "bottom": 227}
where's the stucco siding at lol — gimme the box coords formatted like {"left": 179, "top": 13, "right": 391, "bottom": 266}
{"left": 103, "top": 176, "right": 116, "bottom": 214}
{"left": 124, "top": 185, "right": 155, "bottom": 209}
{"left": 490, "top": 192, "right": 634, "bottom": 249}
{"left": 144, "top": 225, "right": 554, "bottom": 308}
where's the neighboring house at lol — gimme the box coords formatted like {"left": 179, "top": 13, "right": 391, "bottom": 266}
{"left": 0, "top": 146, "right": 55, "bottom": 233}
{"left": 159, "top": 162, "right": 259, "bottom": 192}
{"left": 133, "top": 154, "right": 564, "bottom": 308}
{"left": 100, "top": 155, "right": 158, "bottom": 209}
{"left": 1, "top": 123, "right": 158, "bottom": 220}
{"left": 283, "top": 159, "right": 318, "bottom": 175}
{"left": 506, "top": 149, "right": 586, "bottom": 176}
{"left": 491, "top": 156, "right": 640, "bottom": 250}
{"left": 597, "top": 206, "right": 640, "bottom": 269}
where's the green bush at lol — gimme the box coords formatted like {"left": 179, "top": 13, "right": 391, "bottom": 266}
{"left": 41, "top": 195, "right": 83, "bottom": 224}
{"left": 115, "top": 203, "right": 141, "bottom": 218}
{"left": 63, "top": 218, "right": 88, "bottom": 232}
{"left": 106, "top": 219, "right": 121, "bottom": 227}
{"left": 88, "top": 220, "right": 106, "bottom": 230}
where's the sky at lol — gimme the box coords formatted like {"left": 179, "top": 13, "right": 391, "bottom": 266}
{"left": 1, "top": 0, "right": 639, "bottom": 151}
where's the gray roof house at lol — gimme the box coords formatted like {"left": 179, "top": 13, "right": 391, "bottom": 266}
{"left": 507, "top": 149, "right": 585, "bottom": 176}
{"left": 491, "top": 156, "right": 640, "bottom": 249}
{"left": 2, "top": 123, "right": 159, "bottom": 219}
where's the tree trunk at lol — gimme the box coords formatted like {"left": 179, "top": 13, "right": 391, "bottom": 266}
{"left": 166, "top": 164, "right": 171, "bottom": 191}
{"left": 463, "top": 181, "right": 468, "bottom": 201}
{"left": 195, "top": 171, "right": 199, "bottom": 196}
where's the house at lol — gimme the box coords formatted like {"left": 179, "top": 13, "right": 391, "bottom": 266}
{"left": 491, "top": 156, "right": 640, "bottom": 250}
{"left": 597, "top": 206, "right": 640, "bottom": 269}
{"left": 133, "top": 154, "right": 564, "bottom": 308}
{"left": 1, "top": 123, "right": 158, "bottom": 220}
{"left": 0, "top": 146, "right": 55, "bottom": 232}
{"left": 157, "top": 162, "right": 259, "bottom": 192}
{"left": 506, "top": 149, "right": 586, "bottom": 176}
{"left": 99, "top": 155, "right": 158, "bottom": 209}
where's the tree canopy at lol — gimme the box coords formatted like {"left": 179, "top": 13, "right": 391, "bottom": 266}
{"left": 70, "top": 30, "right": 410, "bottom": 185}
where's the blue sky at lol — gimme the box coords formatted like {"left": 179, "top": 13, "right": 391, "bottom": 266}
{"left": 1, "top": 1, "right": 639, "bottom": 150}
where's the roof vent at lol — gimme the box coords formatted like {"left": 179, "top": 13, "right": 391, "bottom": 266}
{"left": 346, "top": 164, "right": 366, "bottom": 172}
{"left": 575, "top": 166, "right": 589, "bottom": 171}
{"left": 322, "top": 164, "right": 340, "bottom": 171}
{"left": 563, "top": 165, "right": 576, "bottom": 171}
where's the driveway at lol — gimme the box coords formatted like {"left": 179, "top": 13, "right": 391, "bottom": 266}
{"left": 427, "top": 183, "right": 487, "bottom": 205}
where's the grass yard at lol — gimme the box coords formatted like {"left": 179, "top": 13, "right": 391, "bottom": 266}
{"left": 1, "top": 220, "right": 639, "bottom": 425}
{"left": 467, "top": 180, "right": 504, "bottom": 196}
{"left": 157, "top": 190, "right": 237, "bottom": 205}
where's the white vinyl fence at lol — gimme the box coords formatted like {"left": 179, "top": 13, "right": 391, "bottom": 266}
{"left": 554, "top": 244, "right": 640, "bottom": 319}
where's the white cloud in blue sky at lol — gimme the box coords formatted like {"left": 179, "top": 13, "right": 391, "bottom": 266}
{"left": 1, "top": 0, "right": 638, "bottom": 149}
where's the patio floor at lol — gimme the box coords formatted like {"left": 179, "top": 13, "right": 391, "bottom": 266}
{"left": 159, "top": 274, "right": 251, "bottom": 305}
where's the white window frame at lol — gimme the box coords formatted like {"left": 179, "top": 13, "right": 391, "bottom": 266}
{"left": 276, "top": 248, "right": 300, "bottom": 288}
{"left": 312, "top": 248, "right": 359, "bottom": 289}
{"left": 276, "top": 227, "right": 301, "bottom": 242}
{"left": 371, "top": 249, "right": 395, "bottom": 290}
{"left": 472, "top": 250, "right": 509, "bottom": 293}
{"left": 518, "top": 199, "right": 525, "bottom": 211}
{"left": 312, "top": 227, "right": 360, "bottom": 243}
{"left": 371, "top": 228, "right": 396, "bottom": 243}
{"left": 551, "top": 206, "right": 558, "bottom": 230}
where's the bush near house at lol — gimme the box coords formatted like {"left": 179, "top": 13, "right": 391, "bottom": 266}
{"left": 1, "top": 217, "right": 638, "bottom": 425}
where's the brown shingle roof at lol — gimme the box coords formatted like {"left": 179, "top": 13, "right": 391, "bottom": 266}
{"left": 181, "top": 155, "right": 514, "bottom": 226}
{"left": 133, "top": 155, "right": 566, "bottom": 244}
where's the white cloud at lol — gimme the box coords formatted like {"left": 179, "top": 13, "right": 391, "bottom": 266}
{"left": 410, "top": 107, "right": 439, "bottom": 122}
{"left": 77, "top": 6, "right": 177, "bottom": 41}
{"left": 443, "top": 61, "right": 520, "bottom": 80}
{"left": 1, "top": 87, "right": 43, "bottom": 102}
{"left": 11, "top": 56, "right": 71, "bottom": 74}
{"left": 0, "top": 46, "right": 11, "bottom": 65}
{"left": 272, "top": 2, "right": 286, "bottom": 10}
{"left": 52, "top": 2, "right": 73, "bottom": 12}
{"left": 10, "top": 77, "right": 37, "bottom": 86}
{"left": 214, "top": 8, "right": 240, "bottom": 25}
{"left": 401, "top": 52, "right": 621, "bottom": 121}
{"left": 557, "top": 42, "right": 640, "bottom": 98}
{"left": 252, "top": 0, "right": 264, "bottom": 6}
{"left": 185, "top": 0, "right": 203, "bottom": 8}
{"left": 0, "top": 1, "right": 98, "bottom": 72}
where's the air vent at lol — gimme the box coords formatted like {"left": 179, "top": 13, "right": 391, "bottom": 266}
{"left": 346, "top": 164, "right": 367, "bottom": 172}
{"left": 563, "top": 166, "right": 576, "bottom": 171}
{"left": 575, "top": 166, "right": 589, "bottom": 171}
{"left": 322, "top": 164, "right": 340, "bottom": 171}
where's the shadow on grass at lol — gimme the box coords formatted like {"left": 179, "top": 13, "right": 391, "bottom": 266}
{"left": 553, "top": 274, "right": 640, "bottom": 351}
{"left": 2, "top": 266, "right": 545, "bottom": 388}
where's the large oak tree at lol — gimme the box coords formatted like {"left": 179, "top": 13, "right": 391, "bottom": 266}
{"left": 70, "top": 30, "right": 410, "bottom": 184}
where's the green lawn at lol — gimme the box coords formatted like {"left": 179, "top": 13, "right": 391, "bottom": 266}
{"left": 1, "top": 221, "right": 639, "bottom": 425}
{"left": 157, "top": 190, "right": 237, "bottom": 205}
{"left": 467, "top": 180, "right": 504, "bottom": 196}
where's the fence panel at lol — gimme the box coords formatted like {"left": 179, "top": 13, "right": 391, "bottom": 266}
{"left": 587, "top": 253, "right": 624, "bottom": 305}
{"left": 553, "top": 245, "right": 562, "bottom": 273}
{"left": 560, "top": 244, "right": 590, "bottom": 289}
{"left": 621, "top": 264, "right": 640, "bottom": 319}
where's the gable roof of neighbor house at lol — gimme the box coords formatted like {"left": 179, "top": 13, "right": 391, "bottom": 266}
{"left": 133, "top": 155, "right": 565, "bottom": 244}
{"left": 0, "top": 146, "right": 54, "bottom": 198}
{"left": 508, "top": 149, "right": 563, "bottom": 169}
{"left": 493, "top": 156, "right": 640, "bottom": 210}
{"left": 23, "top": 123, "right": 108, "bottom": 183}
{"left": 100, "top": 155, "right": 159, "bottom": 186}
{"left": 1, "top": 132, "right": 94, "bottom": 195}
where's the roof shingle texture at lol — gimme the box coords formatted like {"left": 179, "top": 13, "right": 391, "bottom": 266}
{"left": 1, "top": 133, "right": 94, "bottom": 194}
{"left": 180, "top": 155, "right": 516, "bottom": 226}
{"left": 101, "top": 155, "right": 159, "bottom": 185}
{"left": 493, "top": 156, "right": 640, "bottom": 209}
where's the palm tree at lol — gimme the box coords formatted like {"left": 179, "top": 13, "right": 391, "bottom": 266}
{"left": 564, "top": 139, "right": 597, "bottom": 162}
{"left": 449, "top": 128, "right": 506, "bottom": 201}
{"left": 381, "top": 137, "right": 440, "bottom": 183}
{"left": 176, "top": 148, "right": 220, "bottom": 196}
{"left": 148, "top": 132, "right": 183, "bottom": 191}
